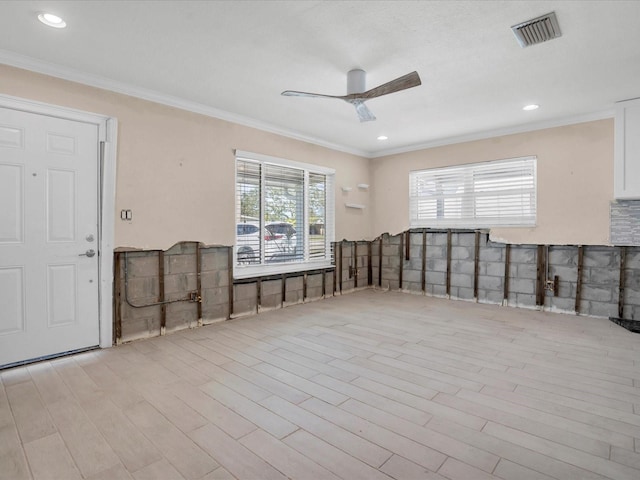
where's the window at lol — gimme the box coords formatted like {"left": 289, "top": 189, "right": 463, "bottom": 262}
{"left": 409, "top": 156, "right": 536, "bottom": 228}
{"left": 235, "top": 150, "right": 335, "bottom": 278}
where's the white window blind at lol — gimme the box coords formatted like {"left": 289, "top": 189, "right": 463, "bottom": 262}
{"left": 235, "top": 151, "right": 335, "bottom": 278}
{"left": 409, "top": 156, "right": 537, "bottom": 228}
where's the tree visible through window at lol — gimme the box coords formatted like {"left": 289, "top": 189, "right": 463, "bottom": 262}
{"left": 235, "top": 151, "right": 335, "bottom": 278}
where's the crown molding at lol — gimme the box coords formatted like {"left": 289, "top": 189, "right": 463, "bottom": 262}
{"left": 0, "top": 50, "right": 616, "bottom": 161}
{"left": 0, "top": 49, "right": 369, "bottom": 158}
{"left": 369, "top": 110, "right": 615, "bottom": 158}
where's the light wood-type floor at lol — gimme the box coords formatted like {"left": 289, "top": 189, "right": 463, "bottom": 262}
{"left": 2, "top": 290, "right": 640, "bottom": 480}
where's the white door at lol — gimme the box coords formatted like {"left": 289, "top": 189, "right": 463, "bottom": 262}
{"left": 0, "top": 107, "right": 100, "bottom": 367}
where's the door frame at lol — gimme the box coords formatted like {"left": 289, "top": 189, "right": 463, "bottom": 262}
{"left": 0, "top": 94, "right": 117, "bottom": 349}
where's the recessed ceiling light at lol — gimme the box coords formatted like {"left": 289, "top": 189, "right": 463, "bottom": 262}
{"left": 523, "top": 104, "right": 539, "bottom": 111}
{"left": 38, "top": 13, "right": 67, "bottom": 29}
{"left": 377, "top": 135, "right": 388, "bottom": 141}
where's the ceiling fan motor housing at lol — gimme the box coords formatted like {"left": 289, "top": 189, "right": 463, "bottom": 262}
{"left": 347, "top": 69, "right": 366, "bottom": 94}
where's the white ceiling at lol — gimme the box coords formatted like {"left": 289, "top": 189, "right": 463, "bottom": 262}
{"left": 1, "top": 1, "right": 639, "bottom": 157}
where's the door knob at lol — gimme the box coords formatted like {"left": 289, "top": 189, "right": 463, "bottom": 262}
{"left": 79, "top": 249, "right": 96, "bottom": 257}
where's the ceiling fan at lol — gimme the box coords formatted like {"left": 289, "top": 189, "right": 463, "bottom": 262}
{"left": 281, "top": 69, "right": 421, "bottom": 122}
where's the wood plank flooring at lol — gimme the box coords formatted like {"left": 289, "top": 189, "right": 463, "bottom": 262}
{"left": 2, "top": 290, "right": 640, "bottom": 480}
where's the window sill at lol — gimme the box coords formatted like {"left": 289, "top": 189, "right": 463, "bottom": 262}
{"left": 234, "top": 260, "right": 334, "bottom": 280}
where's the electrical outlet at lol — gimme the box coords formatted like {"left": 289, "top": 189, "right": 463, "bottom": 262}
{"left": 545, "top": 279, "right": 555, "bottom": 292}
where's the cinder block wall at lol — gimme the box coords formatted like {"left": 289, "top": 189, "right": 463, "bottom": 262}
{"left": 375, "top": 231, "right": 639, "bottom": 321}
{"left": 114, "top": 242, "right": 342, "bottom": 344}
{"left": 113, "top": 234, "right": 640, "bottom": 345}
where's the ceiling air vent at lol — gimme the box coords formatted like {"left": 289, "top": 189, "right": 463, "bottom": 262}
{"left": 511, "top": 11, "right": 561, "bottom": 48}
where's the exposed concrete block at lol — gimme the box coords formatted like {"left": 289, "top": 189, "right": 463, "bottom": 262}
{"left": 451, "top": 246, "right": 472, "bottom": 260}
{"left": 307, "top": 274, "right": 323, "bottom": 288}
{"left": 382, "top": 245, "right": 400, "bottom": 257}
{"left": 342, "top": 278, "right": 355, "bottom": 292}
{"left": 405, "top": 281, "right": 423, "bottom": 293}
{"left": 426, "top": 271, "right": 446, "bottom": 286}
{"left": 403, "top": 269, "right": 422, "bottom": 283}
{"left": 258, "top": 280, "right": 279, "bottom": 296}
{"left": 385, "top": 279, "right": 400, "bottom": 291}
{"left": 307, "top": 285, "right": 323, "bottom": 299}
{"left": 127, "top": 256, "right": 159, "bottom": 278}
{"left": 165, "top": 304, "right": 197, "bottom": 332}
{"left": 260, "top": 293, "right": 282, "bottom": 310}
{"left": 510, "top": 247, "right": 536, "bottom": 264}
{"left": 451, "top": 273, "right": 473, "bottom": 288}
{"left": 581, "top": 285, "right": 614, "bottom": 303}
{"left": 408, "top": 258, "right": 423, "bottom": 270}
{"left": 478, "top": 275, "right": 503, "bottom": 291}
{"left": 387, "top": 235, "right": 401, "bottom": 245}
{"left": 583, "top": 248, "right": 618, "bottom": 268}
{"left": 553, "top": 279, "right": 573, "bottom": 299}
{"left": 388, "top": 255, "right": 401, "bottom": 268}
{"left": 165, "top": 242, "right": 196, "bottom": 255}
{"left": 167, "top": 254, "right": 196, "bottom": 274}
{"left": 235, "top": 283, "right": 257, "bottom": 301}
{"left": 478, "top": 289, "right": 503, "bottom": 304}
{"left": 587, "top": 267, "right": 619, "bottom": 285}
{"left": 427, "top": 258, "right": 447, "bottom": 272}
{"left": 121, "top": 315, "right": 161, "bottom": 343}
{"left": 202, "top": 287, "right": 228, "bottom": 307}
{"left": 626, "top": 249, "right": 640, "bottom": 269}
{"left": 480, "top": 261, "right": 505, "bottom": 278}
{"left": 515, "top": 293, "right": 536, "bottom": 307}
{"left": 201, "top": 248, "right": 230, "bottom": 271}
{"left": 164, "top": 273, "right": 197, "bottom": 295}
{"left": 428, "top": 284, "right": 447, "bottom": 297}
{"left": 548, "top": 265, "right": 577, "bottom": 283}
{"left": 431, "top": 233, "right": 448, "bottom": 246}
{"left": 625, "top": 270, "right": 640, "bottom": 291}
{"left": 200, "top": 270, "right": 230, "bottom": 289}
{"left": 426, "top": 246, "right": 447, "bottom": 260}
{"left": 517, "top": 263, "right": 538, "bottom": 280}
{"left": 121, "top": 298, "right": 160, "bottom": 318}
{"left": 455, "top": 233, "right": 476, "bottom": 247}
{"left": 549, "top": 247, "right": 577, "bottom": 266}
{"left": 284, "top": 290, "right": 304, "bottom": 306}
{"left": 234, "top": 298, "right": 257, "bottom": 316}
{"left": 624, "top": 285, "right": 640, "bottom": 306}
{"left": 410, "top": 233, "right": 423, "bottom": 246}
{"left": 287, "top": 276, "right": 304, "bottom": 290}
{"left": 451, "top": 260, "right": 475, "bottom": 275}
{"left": 202, "top": 304, "right": 228, "bottom": 322}
{"left": 455, "top": 287, "right": 475, "bottom": 300}
{"left": 479, "top": 247, "right": 503, "bottom": 262}
{"left": 587, "top": 301, "right": 617, "bottom": 318}
{"left": 126, "top": 277, "right": 158, "bottom": 299}
{"left": 510, "top": 278, "right": 535, "bottom": 294}
{"left": 548, "top": 296, "right": 576, "bottom": 313}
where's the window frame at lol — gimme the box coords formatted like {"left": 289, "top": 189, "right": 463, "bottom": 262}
{"left": 234, "top": 150, "right": 335, "bottom": 279}
{"left": 409, "top": 156, "right": 537, "bottom": 229}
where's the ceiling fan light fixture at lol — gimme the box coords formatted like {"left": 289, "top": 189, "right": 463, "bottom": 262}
{"left": 523, "top": 104, "right": 539, "bottom": 111}
{"left": 38, "top": 13, "right": 67, "bottom": 28}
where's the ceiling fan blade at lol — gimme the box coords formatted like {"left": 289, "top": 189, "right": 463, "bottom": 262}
{"left": 353, "top": 100, "right": 376, "bottom": 122}
{"left": 281, "top": 90, "right": 343, "bottom": 100}
{"left": 360, "top": 71, "right": 421, "bottom": 100}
